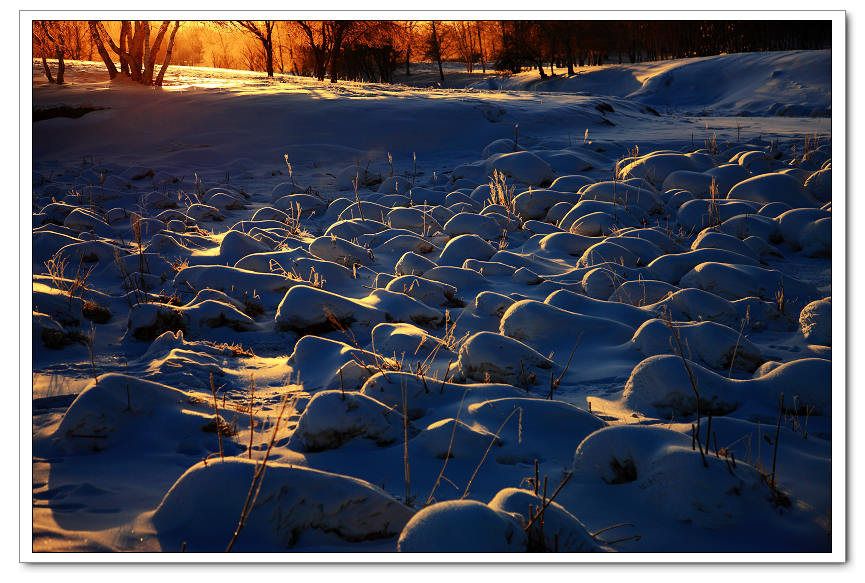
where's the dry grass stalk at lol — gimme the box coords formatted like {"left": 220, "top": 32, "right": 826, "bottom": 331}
{"left": 460, "top": 406, "right": 522, "bottom": 500}
{"left": 661, "top": 308, "right": 707, "bottom": 468}
{"left": 210, "top": 372, "right": 224, "bottom": 461}
{"left": 425, "top": 389, "right": 470, "bottom": 506}
{"left": 225, "top": 391, "right": 296, "bottom": 552}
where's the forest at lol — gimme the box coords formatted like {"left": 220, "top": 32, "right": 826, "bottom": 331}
{"left": 33, "top": 20, "right": 832, "bottom": 86}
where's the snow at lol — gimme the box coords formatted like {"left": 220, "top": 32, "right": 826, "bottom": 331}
{"left": 31, "top": 51, "right": 835, "bottom": 555}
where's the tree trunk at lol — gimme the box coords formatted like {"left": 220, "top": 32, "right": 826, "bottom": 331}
{"left": 264, "top": 24, "right": 274, "bottom": 77}
{"left": 536, "top": 61, "right": 547, "bottom": 79}
{"left": 89, "top": 22, "right": 118, "bottom": 79}
{"left": 56, "top": 50, "right": 65, "bottom": 84}
{"left": 431, "top": 22, "right": 444, "bottom": 83}
{"left": 130, "top": 21, "right": 144, "bottom": 81}
{"left": 329, "top": 25, "right": 344, "bottom": 83}
{"left": 144, "top": 21, "right": 170, "bottom": 85}
{"left": 154, "top": 21, "right": 180, "bottom": 87}
{"left": 36, "top": 25, "right": 55, "bottom": 83}
{"left": 118, "top": 21, "right": 129, "bottom": 76}
{"left": 142, "top": 22, "right": 151, "bottom": 82}
{"left": 265, "top": 42, "right": 274, "bottom": 76}
{"left": 39, "top": 52, "right": 55, "bottom": 83}
{"left": 476, "top": 23, "right": 485, "bottom": 73}
{"left": 404, "top": 45, "right": 411, "bottom": 75}
{"left": 277, "top": 24, "right": 285, "bottom": 73}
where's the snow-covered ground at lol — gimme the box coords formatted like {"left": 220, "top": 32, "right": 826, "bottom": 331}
{"left": 30, "top": 51, "right": 835, "bottom": 555}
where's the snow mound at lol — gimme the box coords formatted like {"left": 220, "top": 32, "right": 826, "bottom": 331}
{"left": 704, "top": 164, "right": 752, "bottom": 196}
{"left": 691, "top": 230, "right": 756, "bottom": 258}
{"left": 646, "top": 249, "right": 757, "bottom": 284}
{"left": 488, "top": 488, "right": 599, "bottom": 552}
{"left": 360, "top": 371, "right": 522, "bottom": 420}
{"left": 289, "top": 390, "right": 411, "bottom": 452}
{"left": 335, "top": 165, "right": 382, "bottom": 190}
{"left": 619, "top": 152, "right": 708, "bottom": 186}
{"left": 437, "top": 234, "right": 497, "bottom": 266}
{"left": 799, "top": 298, "right": 831, "bottom": 346}
{"left": 125, "top": 303, "right": 186, "bottom": 342}
{"left": 675, "top": 199, "right": 758, "bottom": 232}
{"left": 631, "top": 318, "right": 764, "bottom": 372}
{"left": 458, "top": 331, "right": 553, "bottom": 386}
{"left": 579, "top": 181, "right": 664, "bottom": 214}
{"left": 804, "top": 167, "right": 831, "bottom": 203}
{"left": 679, "top": 262, "right": 820, "bottom": 311}
{"left": 288, "top": 335, "right": 389, "bottom": 392}
{"left": 572, "top": 425, "right": 785, "bottom": 529}
{"left": 485, "top": 151, "right": 555, "bottom": 186}
{"left": 500, "top": 299, "right": 635, "bottom": 353}
{"left": 545, "top": 289, "right": 650, "bottom": 330}
{"left": 513, "top": 189, "right": 582, "bottom": 220}
{"left": 726, "top": 172, "right": 817, "bottom": 208}
{"left": 397, "top": 500, "right": 527, "bottom": 552}
{"left": 52, "top": 374, "right": 234, "bottom": 456}
{"left": 309, "top": 235, "right": 374, "bottom": 267}
{"left": 624, "top": 354, "right": 831, "bottom": 417}
{"left": 415, "top": 417, "right": 502, "bottom": 460}
{"left": 549, "top": 174, "right": 595, "bottom": 193}
{"left": 395, "top": 251, "right": 438, "bottom": 276}
{"left": 800, "top": 216, "right": 831, "bottom": 257}
{"left": 152, "top": 459, "right": 413, "bottom": 551}
{"left": 777, "top": 208, "right": 830, "bottom": 250}
{"left": 384, "top": 275, "right": 461, "bottom": 309}
{"left": 468, "top": 397, "right": 605, "bottom": 462}
{"left": 623, "top": 354, "right": 740, "bottom": 417}
{"left": 645, "top": 287, "right": 789, "bottom": 331}
{"left": 274, "top": 286, "right": 385, "bottom": 334}
{"left": 443, "top": 212, "right": 504, "bottom": 240}
{"left": 174, "top": 265, "right": 293, "bottom": 297}
{"left": 610, "top": 279, "right": 680, "bottom": 306}
{"left": 384, "top": 208, "right": 441, "bottom": 235}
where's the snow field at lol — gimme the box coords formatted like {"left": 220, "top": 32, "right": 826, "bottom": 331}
{"left": 32, "top": 54, "right": 833, "bottom": 553}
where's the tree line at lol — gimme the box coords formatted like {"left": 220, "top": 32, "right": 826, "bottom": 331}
{"left": 33, "top": 20, "right": 832, "bottom": 86}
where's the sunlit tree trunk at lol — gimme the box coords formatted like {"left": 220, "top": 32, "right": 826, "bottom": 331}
{"left": 329, "top": 23, "right": 345, "bottom": 83}
{"left": 154, "top": 21, "right": 180, "bottom": 87}
{"left": 89, "top": 21, "right": 117, "bottom": 79}
{"left": 143, "top": 21, "right": 170, "bottom": 85}
{"left": 38, "top": 22, "right": 66, "bottom": 84}
{"left": 39, "top": 52, "right": 55, "bottom": 83}
{"left": 476, "top": 23, "right": 485, "bottom": 73}
{"left": 430, "top": 22, "right": 444, "bottom": 83}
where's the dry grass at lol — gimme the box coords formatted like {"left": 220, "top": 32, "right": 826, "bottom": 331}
{"left": 460, "top": 406, "right": 522, "bottom": 500}
{"left": 225, "top": 390, "right": 298, "bottom": 552}
{"left": 43, "top": 250, "right": 95, "bottom": 309}
{"left": 486, "top": 170, "right": 516, "bottom": 214}
{"left": 660, "top": 307, "right": 708, "bottom": 468}
{"left": 708, "top": 177, "right": 722, "bottom": 229}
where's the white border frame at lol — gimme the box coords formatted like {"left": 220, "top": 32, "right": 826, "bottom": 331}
{"left": 18, "top": 8, "right": 847, "bottom": 564}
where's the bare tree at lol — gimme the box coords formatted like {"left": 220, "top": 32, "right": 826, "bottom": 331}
{"left": 34, "top": 21, "right": 67, "bottom": 84}
{"left": 450, "top": 21, "right": 478, "bottom": 73}
{"left": 292, "top": 21, "right": 333, "bottom": 81}
{"left": 400, "top": 21, "right": 419, "bottom": 76}
{"left": 88, "top": 21, "right": 117, "bottom": 79}
{"left": 154, "top": 21, "right": 181, "bottom": 87}
{"left": 89, "top": 20, "right": 181, "bottom": 86}
{"left": 210, "top": 29, "right": 236, "bottom": 70}
{"left": 475, "top": 21, "right": 488, "bottom": 73}
{"left": 220, "top": 21, "right": 276, "bottom": 76}
{"left": 426, "top": 21, "right": 448, "bottom": 83}
{"left": 291, "top": 21, "right": 397, "bottom": 83}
